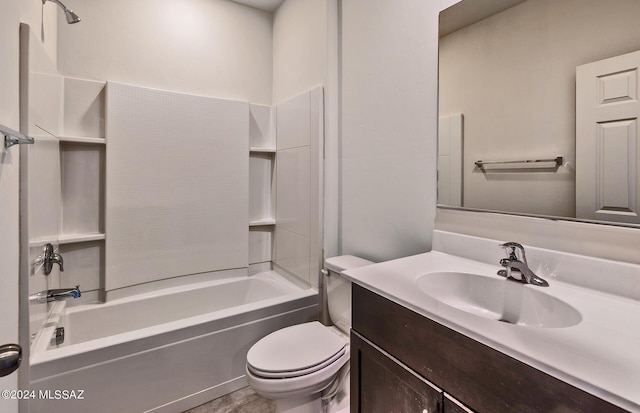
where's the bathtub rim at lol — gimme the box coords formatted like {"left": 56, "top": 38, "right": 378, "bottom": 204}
{"left": 30, "top": 271, "right": 318, "bottom": 377}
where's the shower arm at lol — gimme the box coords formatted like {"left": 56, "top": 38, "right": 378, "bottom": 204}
{"left": 43, "top": 0, "right": 67, "bottom": 11}
{"left": 42, "top": 0, "right": 81, "bottom": 24}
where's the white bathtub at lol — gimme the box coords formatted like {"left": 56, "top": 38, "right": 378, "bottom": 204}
{"left": 29, "top": 271, "right": 318, "bottom": 413}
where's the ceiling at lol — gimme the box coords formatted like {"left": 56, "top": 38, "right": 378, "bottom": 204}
{"left": 231, "top": 0, "right": 526, "bottom": 26}
{"left": 439, "top": 0, "right": 527, "bottom": 37}
{"left": 230, "top": 0, "right": 527, "bottom": 31}
{"left": 230, "top": 0, "right": 285, "bottom": 13}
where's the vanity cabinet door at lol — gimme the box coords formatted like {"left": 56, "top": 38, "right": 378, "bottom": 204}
{"left": 444, "top": 394, "right": 474, "bottom": 413}
{"left": 351, "top": 331, "right": 442, "bottom": 413}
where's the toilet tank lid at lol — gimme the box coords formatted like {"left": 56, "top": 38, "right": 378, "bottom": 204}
{"left": 324, "top": 255, "right": 374, "bottom": 273}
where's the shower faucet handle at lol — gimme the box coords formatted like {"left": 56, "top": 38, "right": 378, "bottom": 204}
{"left": 40, "top": 243, "right": 64, "bottom": 275}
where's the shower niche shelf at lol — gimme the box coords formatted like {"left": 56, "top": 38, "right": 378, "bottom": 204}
{"left": 249, "top": 219, "right": 276, "bottom": 227}
{"left": 250, "top": 146, "right": 276, "bottom": 153}
{"left": 55, "top": 77, "right": 107, "bottom": 302}
{"left": 58, "top": 233, "right": 106, "bottom": 245}
{"left": 249, "top": 104, "right": 276, "bottom": 267}
{"left": 59, "top": 136, "right": 105, "bottom": 144}
{"left": 60, "top": 141, "right": 105, "bottom": 234}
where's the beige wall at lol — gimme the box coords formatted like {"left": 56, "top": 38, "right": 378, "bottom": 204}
{"left": 21, "top": 0, "right": 58, "bottom": 63}
{"left": 0, "top": 0, "right": 22, "bottom": 409}
{"left": 342, "top": 0, "right": 640, "bottom": 265}
{"left": 272, "top": 0, "right": 342, "bottom": 261}
{"left": 272, "top": 0, "right": 327, "bottom": 105}
{"left": 439, "top": 0, "right": 640, "bottom": 217}
{"left": 433, "top": 0, "right": 640, "bottom": 264}
{"left": 56, "top": 0, "right": 273, "bottom": 105}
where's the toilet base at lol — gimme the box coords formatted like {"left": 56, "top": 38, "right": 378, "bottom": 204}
{"left": 275, "top": 395, "right": 321, "bottom": 413}
{"left": 274, "top": 394, "right": 350, "bottom": 413}
{"left": 273, "top": 370, "right": 351, "bottom": 413}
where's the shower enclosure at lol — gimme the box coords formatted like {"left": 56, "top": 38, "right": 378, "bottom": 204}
{"left": 20, "top": 0, "right": 330, "bottom": 410}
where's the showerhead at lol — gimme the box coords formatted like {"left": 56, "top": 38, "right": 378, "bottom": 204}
{"left": 42, "top": 0, "right": 81, "bottom": 24}
{"left": 63, "top": 8, "right": 81, "bottom": 24}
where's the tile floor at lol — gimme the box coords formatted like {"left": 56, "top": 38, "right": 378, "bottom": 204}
{"left": 182, "top": 386, "right": 275, "bottom": 413}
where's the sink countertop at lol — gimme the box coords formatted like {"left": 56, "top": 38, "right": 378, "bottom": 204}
{"left": 343, "top": 250, "right": 640, "bottom": 412}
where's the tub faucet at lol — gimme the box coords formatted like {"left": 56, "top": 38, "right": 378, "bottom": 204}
{"left": 29, "top": 285, "right": 81, "bottom": 305}
{"left": 498, "top": 242, "right": 549, "bottom": 287}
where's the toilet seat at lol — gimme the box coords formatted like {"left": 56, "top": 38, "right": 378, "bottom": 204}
{"left": 247, "top": 322, "right": 348, "bottom": 379}
{"left": 246, "top": 343, "right": 350, "bottom": 400}
{"left": 248, "top": 347, "right": 346, "bottom": 378}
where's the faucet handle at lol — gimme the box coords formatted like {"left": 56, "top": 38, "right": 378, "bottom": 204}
{"left": 499, "top": 242, "right": 529, "bottom": 265}
{"left": 52, "top": 252, "right": 64, "bottom": 272}
{"left": 40, "top": 243, "right": 64, "bottom": 275}
{"left": 499, "top": 241, "right": 524, "bottom": 250}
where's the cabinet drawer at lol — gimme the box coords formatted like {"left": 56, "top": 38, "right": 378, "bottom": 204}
{"left": 352, "top": 284, "right": 627, "bottom": 413}
{"left": 351, "top": 331, "right": 442, "bottom": 413}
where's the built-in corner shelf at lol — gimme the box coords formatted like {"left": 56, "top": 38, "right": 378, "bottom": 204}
{"left": 248, "top": 104, "right": 275, "bottom": 266}
{"left": 250, "top": 147, "right": 276, "bottom": 153}
{"left": 58, "top": 233, "right": 106, "bottom": 245}
{"left": 59, "top": 136, "right": 106, "bottom": 144}
{"left": 249, "top": 219, "right": 276, "bottom": 227}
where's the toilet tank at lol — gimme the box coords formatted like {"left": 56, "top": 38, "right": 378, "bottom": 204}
{"left": 324, "top": 255, "right": 373, "bottom": 334}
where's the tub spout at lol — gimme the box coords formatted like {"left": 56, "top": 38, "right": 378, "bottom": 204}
{"left": 29, "top": 285, "right": 81, "bottom": 305}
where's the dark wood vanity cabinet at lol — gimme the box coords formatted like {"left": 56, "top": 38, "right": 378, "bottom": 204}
{"left": 350, "top": 284, "right": 628, "bottom": 413}
{"left": 351, "top": 332, "right": 443, "bottom": 413}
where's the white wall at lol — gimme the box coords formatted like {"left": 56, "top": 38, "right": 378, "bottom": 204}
{"left": 340, "top": 0, "right": 451, "bottom": 262}
{"left": 56, "top": 0, "right": 273, "bottom": 105}
{"left": 439, "top": 0, "right": 640, "bottom": 217}
{"left": 436, "top": 208, "right": 640, "bottom": 266}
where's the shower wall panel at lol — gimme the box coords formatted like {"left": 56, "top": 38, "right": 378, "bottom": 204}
{"left": 105, "top": 82, "right": 249, "bottom": 291}
{"left": 274, "top": 87, "right": 323, "bottom": 287}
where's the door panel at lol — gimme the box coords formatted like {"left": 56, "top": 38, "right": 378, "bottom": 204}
{"left": 438, "top": 114, "right": 464, "bottom": 207}
{"left": 576, "top": 50, "right": 640, "bottom": 223}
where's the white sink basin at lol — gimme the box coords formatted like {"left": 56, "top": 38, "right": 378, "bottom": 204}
{"left": 417, "top": 272, "right": 582, "bottom": 328}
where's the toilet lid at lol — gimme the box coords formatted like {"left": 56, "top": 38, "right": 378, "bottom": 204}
{"left": 247, "top": 346, "right": 346, "bottom": 378}
{"left": 247, "top": 322, "right": 348, "bottom": 377}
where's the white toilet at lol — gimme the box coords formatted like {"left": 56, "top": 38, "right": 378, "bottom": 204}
{"left": 245, "top": 255, "right": 373, "bottom": 413}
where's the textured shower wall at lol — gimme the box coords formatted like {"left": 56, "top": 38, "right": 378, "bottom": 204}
{"left": 105, "top": 82, "right": 249, "bottom": 291}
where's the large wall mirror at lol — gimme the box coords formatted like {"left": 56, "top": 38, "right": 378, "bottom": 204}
{"left": 438, "top": 0, "right": 640, "bottom": 227}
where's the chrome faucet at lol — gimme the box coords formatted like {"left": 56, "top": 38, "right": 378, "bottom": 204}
{"left": 498, "top": 242, "right": 549, "bottom": 287}
{"left": 37, "top": 243, "right": 64, "bottom": 276}
{"left": 29, "top": 285, "right": 81, "bottom": 305}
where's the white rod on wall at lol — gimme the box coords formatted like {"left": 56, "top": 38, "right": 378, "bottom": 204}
{"left": 475, "top": 156, "right": 563, "bottom": 168}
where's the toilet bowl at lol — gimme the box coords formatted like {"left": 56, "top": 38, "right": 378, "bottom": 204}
{"left": 246, "top": 322, "right": 349, "bottom": 400}
{"left": 245, "top": 255, "right": 373, "bottom": 413}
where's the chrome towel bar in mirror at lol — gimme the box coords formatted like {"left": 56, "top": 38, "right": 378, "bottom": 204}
{"left": 475, "top": 156, "right": 563, "bottom": 168}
